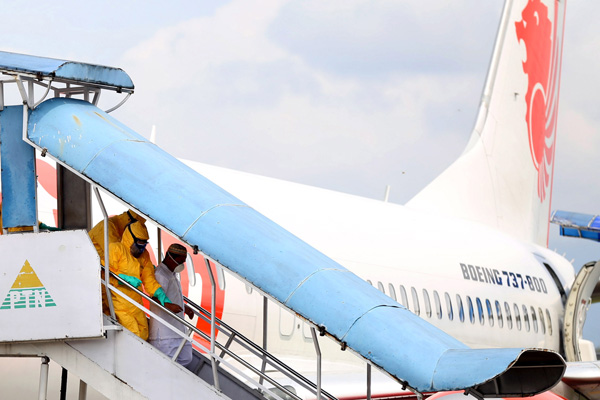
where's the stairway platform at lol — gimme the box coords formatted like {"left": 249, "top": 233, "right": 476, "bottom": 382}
{"left": 0, "top": 316, "right": 228, "bottom": 400}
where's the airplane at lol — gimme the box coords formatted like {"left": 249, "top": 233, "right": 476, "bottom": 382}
{"left": 0, "top": 0, "right": 598, "bottom": 399}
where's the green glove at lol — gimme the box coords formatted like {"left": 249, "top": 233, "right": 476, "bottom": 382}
{"left": 154, "top": 287, "right": 172, "bottom": 306}
{"left": 39, "top": 222, "right": 61, "bottom": 231}
{"left": 118, "top": 274, "right": 142, "bottom": 288}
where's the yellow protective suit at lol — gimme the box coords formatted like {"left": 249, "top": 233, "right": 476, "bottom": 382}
{"left": 89, "top": 210, "right": 163, "bottom": 312}
{"left": 104, "top": 221, "right": 150, "bottom": 340}
{"left": 88, "top": 210, "right": 146, "bottom": 257}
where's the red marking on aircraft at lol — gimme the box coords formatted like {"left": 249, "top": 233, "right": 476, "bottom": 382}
{"left": 35, "top": 159, "right": 57, "bottom": 199}
{"left": 515, "top": 0, "right": 562, "bottom": 202}
{"left": 35, "top": 158, "right": 59, "bottom": 225}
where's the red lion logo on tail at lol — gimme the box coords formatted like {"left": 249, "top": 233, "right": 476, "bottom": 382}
{"left": 515, "top": 0, "right": 563, "bottom": 202}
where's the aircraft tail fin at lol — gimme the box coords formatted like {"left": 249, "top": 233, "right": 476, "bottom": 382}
{"left": 407, "top": 0, "right": 566, "bottom": 246}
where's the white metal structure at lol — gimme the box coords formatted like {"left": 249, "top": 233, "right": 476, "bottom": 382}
{"left": 0, "top": 231, "right": 103, "bottom": 342}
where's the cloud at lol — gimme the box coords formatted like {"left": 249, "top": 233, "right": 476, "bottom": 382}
{"left": 267, "top": 0, "right": 501, "bottom": 77}
{"left": 122, "top": 0, "right": 287, "bottom": 89}
{"left": 117, "top": 0, "right": 493, "bottom": 204}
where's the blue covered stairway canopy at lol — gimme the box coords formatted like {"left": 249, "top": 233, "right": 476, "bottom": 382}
{"left": 0, "top": 51, "right": 133, "bottom": 91}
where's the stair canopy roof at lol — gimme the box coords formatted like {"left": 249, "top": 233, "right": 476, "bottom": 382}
{"left": 0, "top": 51, "right": 133, "bottom": 91}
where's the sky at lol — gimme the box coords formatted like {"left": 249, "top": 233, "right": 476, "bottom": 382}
{"left": 1, "top": 0, "right": 600, "bottom": 397}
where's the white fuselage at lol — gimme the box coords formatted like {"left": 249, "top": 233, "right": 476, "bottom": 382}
{"left": 183, "top": 160, "right": 574, "bottom": 357}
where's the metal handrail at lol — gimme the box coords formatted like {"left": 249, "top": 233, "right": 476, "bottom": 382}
{"left": 310, "top": 327, "right": 322, "bottom": 400}
{"left": 105, "top": 274, "right": 294, "bottom": 400}
{"left": 185, "top": 297, "right": 312, "bottom": 387}
{"left": 204, "top": 258, "right": 220, "bottom": 390}
{"left": 183, "top": 296, "right": 339, "bottom": 400}
{"left": 103, "top": 272, "right": 300, "bottom": 400}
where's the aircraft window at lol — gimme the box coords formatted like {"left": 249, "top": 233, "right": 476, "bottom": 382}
{"left": 467, "top": 296, "right": 475, "bottom": 324}
{"left": 388, "top": 284, "right": 397, "bottom": 301}
{"left": 367, "top": 280, "right": 373, "bottom": 286}
{"left": 546, "top": 309, "right": 553, "bottom": 336}
{"left": 445, "top": 292, "right": 453, "bottom": 321}
{"left": 423, "top": 289, "right": 432, "bottom": 318}
{"left": 399, "top": 285, "right": 409, "bottom": 308}
{"left": 279, "top": 307, "right": 295, "bottom": 337}
{"left": 514, "top": 304, "right": 522, "bottom": 331}
{"left": 411, "top": 287, "right": 420, "bottom": 316}
{"left": 531, "top": 306, "right": 538, "bottom": 333}
{"left": 504, "top": 302, "right": 513, "bottom": 329}
{"left": 433, "top": 291, "right": 442, "bottom": 319}
{"left": 456, "top": 295, "right": 464, "bottom": 322}
{"left": 302, "top": 321, "right": 313, "bottom": 339}
{"left": 495, "top": 301, "right": 503, "bottom": 328}
{"left": 377, "top": 281, "right": 385, "bottom": 293}
{"left": 538, "top": 308, "right": 546, "bottom": 334}
{"left": 486, "top": 299, "right": 494, "bottom": 327}
{"left": 522, "top": 305, "right": 530, "bottom": 332}
{"left": 476, "top": 298, "right": 484, "bottom": 325}
{"left": 245, "top": 283, "right": 253, "bottom": 294}
{"left": 217, "top": 265, "right": 226, "bottom": 290}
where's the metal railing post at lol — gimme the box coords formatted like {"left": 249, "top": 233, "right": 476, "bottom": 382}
{"left": 60, "top": 367, "right": 68, "bottom": 400}
{"left": 157, "top": 227, "right": 162, "bottom": 261}
{"left": 18, "top": 97, "right": 40, "bottom": 234}
{"left": 93, "top": 186, "right": 115, "bottom": 319}
{"left": 15, "top": 75, "right": 30, "bottom": 108}
{"left": 172, "top": 327, "right": 191, "bottom": 362}
{"left": 28, "top": 79, "right": 34, "bottom": 106}
{"left": 38, "top": 356, "right": 49, "bottom": 400}
{"left": 205, "top": 258, "right": 220, "bottom": 390}
{"left": 78, "top": 380, "right": 87, "bottom": 400}
{"left": 260, "top": 296, "right": 268, "bottom": 385}
{"left": 310, "top": 327, "right": 322, "bottom": 400}
{"left": 217, "top": 332, "right": 236, "bottom": 365}
{"left": 367, "top": 364, "right": 372, "bottom": 400}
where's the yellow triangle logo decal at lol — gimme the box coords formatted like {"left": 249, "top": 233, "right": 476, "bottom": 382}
{"left": 1, "top": 260, "right": 56, "bottom": 310}
{"left": 11, "top": 260, "right": 44, "bottom": 289}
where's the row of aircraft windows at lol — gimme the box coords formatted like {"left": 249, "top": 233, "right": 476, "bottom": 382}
{"left": 368, "top": 280, "right": 552, "bottom": 335}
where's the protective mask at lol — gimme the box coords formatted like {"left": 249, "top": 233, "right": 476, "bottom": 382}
{"left": 174, "top": 263, "right": 185, "bottom": 273}
{"left": 130, "top": 242, "right": 146, "bottom": 258}
{"left": 126, "top": 223, "right": 148, "bottom": 258}
{"left": 168, "top": 252, "right": 185, "bottom": 273}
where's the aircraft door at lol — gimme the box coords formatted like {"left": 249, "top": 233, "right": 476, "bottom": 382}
{"left": 563, "top": 260, "right": 600, "bottom": 361}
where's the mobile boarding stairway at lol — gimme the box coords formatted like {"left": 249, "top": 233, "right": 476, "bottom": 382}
{"left": 0, "top": 52, "right": 567, "bottom": 400}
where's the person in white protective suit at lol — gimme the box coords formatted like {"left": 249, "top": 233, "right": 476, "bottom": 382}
{"left": 149, "top": 243, "right": 196, "bottom": 368}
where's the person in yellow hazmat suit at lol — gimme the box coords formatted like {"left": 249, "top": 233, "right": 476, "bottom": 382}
{"left": 88, "top": 210, "right": 141, "bottom": 256}
{"left": 88, "top": 209, "right": 177, "bottom": 312}
{"left": 104, "top": 221, "right": 164, "bottom": 339}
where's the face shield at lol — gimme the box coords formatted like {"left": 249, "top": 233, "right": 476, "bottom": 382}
{"left": 127, "top": 223, "right": 148, "bottom": 258}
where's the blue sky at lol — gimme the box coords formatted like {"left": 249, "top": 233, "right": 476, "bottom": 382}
{"left": 1, "top": 0, "right": 600, "bottom": 376}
